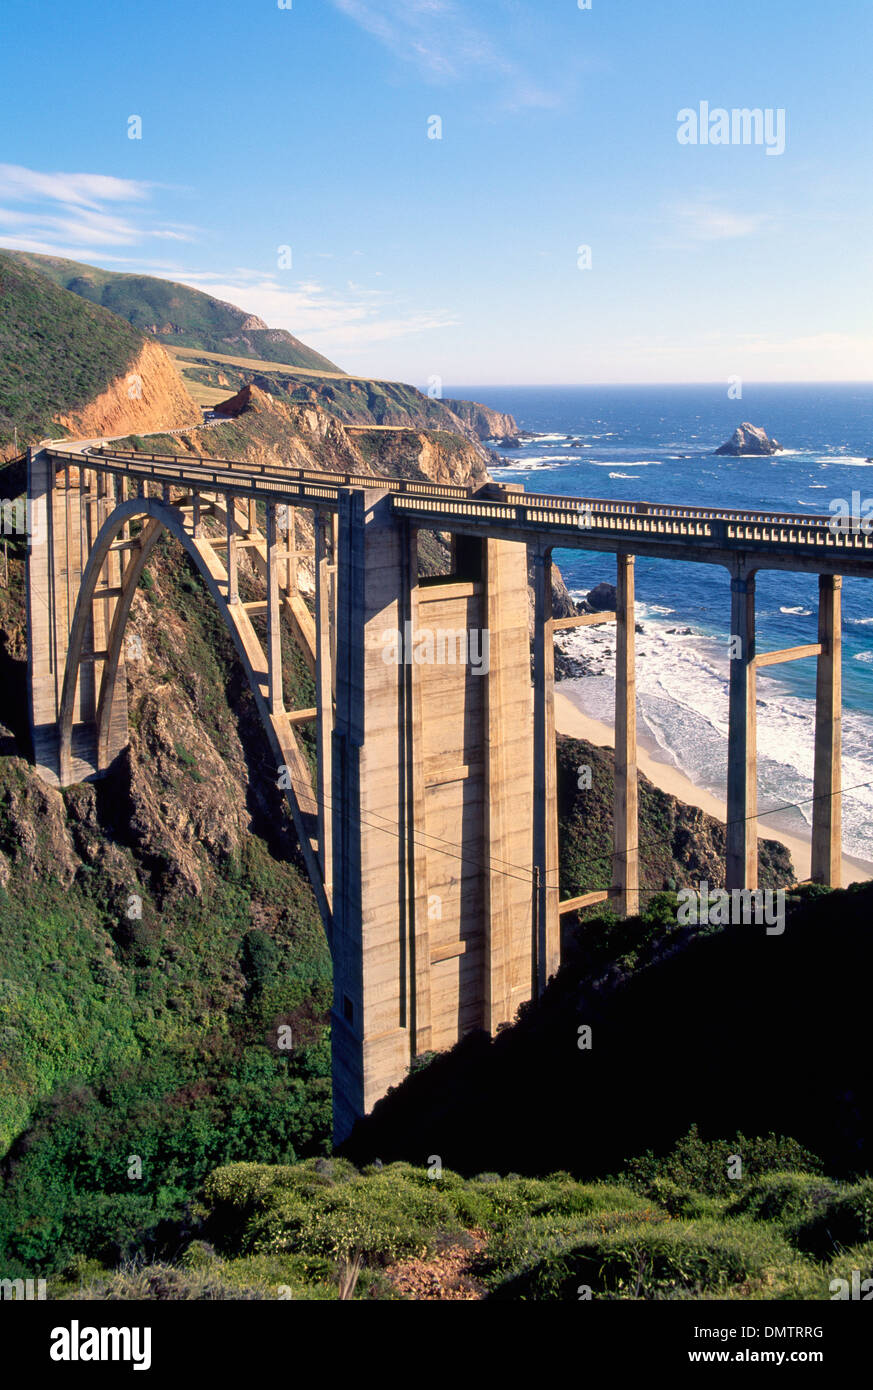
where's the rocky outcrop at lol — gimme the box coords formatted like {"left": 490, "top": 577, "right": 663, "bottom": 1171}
{"left": 213, "top": 383, "right": 263, "bottom": 418}
{"left": 55, "top": 339, "right": 201, "bottom": 440}
{"left": 442, "top": 399, "right": 519, "bottom": 442}
{"left": 581, "top": 582, "right": 616, "bottom": 612}
{"left": 715, "top": 422, "right": 781, "bottom": 456}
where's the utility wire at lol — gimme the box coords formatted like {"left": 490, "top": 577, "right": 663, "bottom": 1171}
{"left": 276, "top": 761, "right": 873, "bottom": 896}
{"left": 278, "top": 768, "right": 537, "bottom": 886}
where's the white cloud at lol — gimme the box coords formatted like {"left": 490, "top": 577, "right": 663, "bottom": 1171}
{"left": 672, "top": 198, "right": 775, "bottom": 242}
{"left": 175, "top": 270, "right": 458, "bottom": 349}
{"left": 330, "top": 0, "right": 557, "bottom": 107}
{"left": 0, "top": 163, "right": 197, "bottom": 258}
{"left": 0, "top": 164, "right": 148, "bottom": 210}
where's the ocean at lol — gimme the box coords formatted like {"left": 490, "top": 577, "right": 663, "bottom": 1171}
{"left": 447, "top": 382, "right": 873, "bottom": 866}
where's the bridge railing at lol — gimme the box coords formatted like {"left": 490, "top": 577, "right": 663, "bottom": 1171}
{"left": 515, "top": 490, "right": 838, "bottom": 529}
{"left": 83, "top": 447, "right": 472, "bottom": 499}
{"left": 390, "top": 494, "right": 873, "bottom": 553}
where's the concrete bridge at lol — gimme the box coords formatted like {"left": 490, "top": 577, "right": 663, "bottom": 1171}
{"left": 25, "top": 445, "right": 873, "bottom": 1139}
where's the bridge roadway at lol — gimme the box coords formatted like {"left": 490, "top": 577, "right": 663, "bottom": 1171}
{"left": 50, "top": 445, "right": 873, "bottom": 578}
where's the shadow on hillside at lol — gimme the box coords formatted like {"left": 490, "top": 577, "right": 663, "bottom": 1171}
{"left": 0, "top": 636, "right": 29, "bottom": 758}
{"left": 342, "top": 884, "right": 873, "bottom": 1180}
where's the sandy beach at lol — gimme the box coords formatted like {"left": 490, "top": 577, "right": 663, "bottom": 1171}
{"left": 555, "top": 689, "right": 872, "bottom": 887}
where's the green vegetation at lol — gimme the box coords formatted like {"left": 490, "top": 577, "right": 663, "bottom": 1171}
{"left": 0, "top": 251, "right": 144, "bottom": 454}
{"left": 0, "top": 531, "right": 331, "bottom": 1279}
{"left": 7, "top": 251, "right": 341, "bottom": 374}
{"left": 43, "top": 1134, "right": 872, "bottom": 1300}
{"left": 556, "top": 733, "right": 793, "bottom": 906}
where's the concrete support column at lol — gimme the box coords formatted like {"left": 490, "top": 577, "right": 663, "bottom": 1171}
{"left": 247, "top": 497, "right": 257, "bottom": 536}
{"left": 315, "top": 509, "right": 334, "bottom": 901}
{"left": 192, "top": 492, "right": 202, "bottom": 539}
{"left": 329, "top": 513, "right": 338, "bottom": 704}
{"left": 484, "top": 537, "right": 534, "bottom": 1029}
{"left": 26, "top": 448, "right": 62, "bottom": 782}
{"left": 531, "top": 547, "right": 560, "bottom": 993}
{"left": 225, "top": 494, "right": 238, "bottom": 605}
{"left": 266, "top": 503, "right": 283, "bottom": 716}
{"left": 331, "top": 489, "right": 413, "bottom": 1141}
{"left": 286, "top": 505, "right": 298, "bottom": 596}
{"left": 120, "top": 474, "right": 130, "bottom": 541}
{"left": 812, "top": 574, "right": 842, "bottom": 886}
{"left": 727, "top": 570, "right": 758, "bottom": 890}
{"left": 614, "top": 553, "right": 639, "bottom": 917}
{"left": 405, "top": 531, "right": 431, "bottom": 1060}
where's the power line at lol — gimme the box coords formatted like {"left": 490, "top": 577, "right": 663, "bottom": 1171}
{"left": 275, "top": 761, "right": 873, "bottom": 898}
{"left": 566, "top": 777, "right": 873, "bottom": 885}
{"left": 278, "top": 768, "right": 537, "bottom": 887}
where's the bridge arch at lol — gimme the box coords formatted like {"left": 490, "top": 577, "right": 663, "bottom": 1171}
{"left": 56, "top": 494, "right": 330, "bottom": 925}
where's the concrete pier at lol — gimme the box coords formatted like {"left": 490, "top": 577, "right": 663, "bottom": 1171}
{"left": 812, "top": 574, "right": 842, "bottom": 886}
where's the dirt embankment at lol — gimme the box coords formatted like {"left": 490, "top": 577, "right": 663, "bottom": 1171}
{"left": 55, "top": 339, "right": 201, "bottom": 440}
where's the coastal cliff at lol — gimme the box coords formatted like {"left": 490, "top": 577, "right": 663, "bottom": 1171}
{"left": 442, "top": 397, "right": 519, "bottom": 441}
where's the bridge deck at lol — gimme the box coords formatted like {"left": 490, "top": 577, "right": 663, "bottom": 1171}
{"left": 46, "top": 447, "right": 873, "bottom": 574}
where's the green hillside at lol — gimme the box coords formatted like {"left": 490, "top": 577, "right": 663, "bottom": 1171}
{"left": 7, "top": 251, "right": 343, "bottom": 375}
{"left": 0, "top": 251, "right": 145, "bottom": 455}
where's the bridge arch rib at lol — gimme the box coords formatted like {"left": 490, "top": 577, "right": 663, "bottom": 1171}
{"left": 57, "top": 494, "right": 332, "bottom": 930}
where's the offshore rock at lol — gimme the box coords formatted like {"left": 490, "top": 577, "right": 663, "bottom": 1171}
{"left": 715, "top": 422, "right": 781, "bottom": 455}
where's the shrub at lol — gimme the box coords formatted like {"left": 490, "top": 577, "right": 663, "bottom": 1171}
{"left": 727, "top": 1172, "right": 842, "bottom": 1227}
{"left": 788, "top": 1180, "right": 873, "bottom": 1258}
{"left": 484, "top": 1214, "right": 805, "bottom": 1301}
{"left": 620, "top": 1125, "right": 823, "bottom": 1198}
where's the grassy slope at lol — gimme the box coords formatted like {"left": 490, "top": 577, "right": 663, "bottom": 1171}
{"left": 0, "top": 252, "right": 145, "bottom": 453}
{"left": 6, "top": 251, "right": 342, "bottom": 374}
{"left": 556, "top": 733, "right": 793, "bottom": 902}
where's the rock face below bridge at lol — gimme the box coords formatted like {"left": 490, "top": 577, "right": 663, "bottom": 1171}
{"left": 715, "top": 422, "right": 781, "bottom": 456}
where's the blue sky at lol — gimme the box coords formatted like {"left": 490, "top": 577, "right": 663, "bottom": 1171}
{"left": 1, "top": 0, "right": 870, "bottom": 385}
